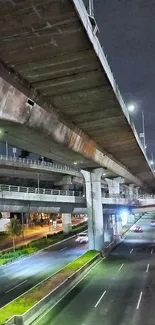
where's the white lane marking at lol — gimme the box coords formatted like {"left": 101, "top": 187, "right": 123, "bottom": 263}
{"left": 118, "top": 264, "right": 124, "bottom": 272}
{"left": 146, "top": 264, "right": 150, "bottom": 273}
{"left": 151, "top": 249, "right": 153, "bottom": 255}
{"left": 95, "top": 291, "right": 106, "bottom": 308}
{"left": 130, "top": 248, "right": 133, "bottom": 254}
{"left": 32, "top": 258, "right": 103, "bottom": 325}
{"left": 0, "top": 234, "right": 77, "bottom": 269}
{"left": 60, "top": 247, "right": 67, "bottom": 252}
{"left": 5, "top": 279, "right": 28, "bottom": 294}
{"left": 136, "top": 291, "right": 143, "bottom": 310}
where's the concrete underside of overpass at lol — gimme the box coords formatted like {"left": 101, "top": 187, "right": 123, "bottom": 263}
{"left": 0, "top": 198, "right": 86, "bottom": 214}
{"left": 0, "top": 158, "right": 82, "bottom": 187}
{"left": 0, "top": 0, "right": 154, "bottom": 189}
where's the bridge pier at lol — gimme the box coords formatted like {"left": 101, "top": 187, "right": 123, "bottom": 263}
{"left": 62, "top": 213, "right": 72, "bottom": 233}
{"left": 82, "top": 168, "right": 104, "bottom": 251}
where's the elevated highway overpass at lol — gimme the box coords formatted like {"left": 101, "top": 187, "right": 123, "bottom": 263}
{"left": 0, "top": 183, "right": 153, "bottom": 214}
{"left": 0, "top": 184, "right": 86, "bottom": 214}
{"left": 0, "top": 0, "right": 154, "bottom": 191}
{"left": 0, "top": 154, "right": 83, "bottom": 187}
{"left": 1, "top": 0, "right": 155, "bottom": 249}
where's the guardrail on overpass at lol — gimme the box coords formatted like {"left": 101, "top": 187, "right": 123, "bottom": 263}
{"left": 0, "top": 155, "right": 81, "bottom": 177}
{"left": 0, "top": 184, "right": 154, "bottom": 213}
{"left": 0, "top": 184, "right": 83, "bottom": 197}
{"left": 0, "top": 184, "right": 86, "bottom": 214}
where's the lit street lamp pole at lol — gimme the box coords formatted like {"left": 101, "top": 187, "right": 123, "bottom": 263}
{"left": 89, "top": 0, "right": 94, "bottom": 16}
{"left": 141, "top": 111, "right": 146, "bottom": 150}
{"left": 128, "top": 105, "right": 146, "bottom": 151}
{"left": 37, "top": 173, "right": 40, "bottom": 193}
{"left": 5, "top": 140, "right": 8, "bottom": 158}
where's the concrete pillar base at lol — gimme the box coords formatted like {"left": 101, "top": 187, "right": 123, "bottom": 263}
{"left": 82, "top": 168, "right": 104, "bottom": 251}
{"left": 62, "top": 214, "right": 72, "bottom": 234}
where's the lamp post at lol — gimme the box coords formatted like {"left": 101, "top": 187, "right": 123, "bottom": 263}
{"left": 89, "top": 0, "right": 94, "bottom": 16}
{"left": 128, "top": 105, "right": 146, "bottom": 151}
{"left": 37, "top": 173, "right": 40, "bottom": 193}
{"left": 5, "top": 140, "right": 8, "bottom": 158}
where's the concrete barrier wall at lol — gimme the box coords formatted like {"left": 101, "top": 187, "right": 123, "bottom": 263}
{"left": 6, "top": 254, "right": 100, "bottom": 325}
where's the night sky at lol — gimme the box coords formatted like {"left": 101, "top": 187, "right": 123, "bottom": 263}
{"left": 94, "top": 0, "right": 155, "bottom": 160}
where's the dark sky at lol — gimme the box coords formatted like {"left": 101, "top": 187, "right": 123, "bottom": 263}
{"left": 94, "top": 0, "right": 155, "bottom": 160}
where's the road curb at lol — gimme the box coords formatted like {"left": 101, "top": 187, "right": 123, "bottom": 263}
{"left": 0, "top": 234, "right": 77, "bottom": 269}
{"left": 5, "top": 254, "right": 101, "bottom": 325}
{"left": 0, "top": 246, "right": 87, "bottom": 314}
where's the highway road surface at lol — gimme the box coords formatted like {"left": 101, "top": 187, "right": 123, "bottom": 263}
{"left": 0, "top": 236, "right": 87, "bottom": 309}
{"left": 34, "top": 213, "right": 155, "bottom": 325}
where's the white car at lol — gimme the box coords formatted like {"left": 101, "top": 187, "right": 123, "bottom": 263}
{"left": 75, "top": 233, "right": 88, "bottom": 244}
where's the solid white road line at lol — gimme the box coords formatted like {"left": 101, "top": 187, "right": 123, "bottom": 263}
{"left": 130, "top": 248, "right": 133, "bottom": 254}
{"left": 95, "top": 291, "right": 106, "bottom": 308}
{"left": 60, "top": 247, "right": 67, "bottom": 252}
{"left": 151, "top": 249, "right": 153, "bottom": 255}
{"left": 136, "top": 291, "right": 143, "bottom": 310}
{"left": 146, "top": 264, "right": 150, "bottom": 273}
{"left": 118, "top": 264, "right": 124, "bottom": 272}
{"left": 5, "top": 279, "right": 28, "bottom": 294}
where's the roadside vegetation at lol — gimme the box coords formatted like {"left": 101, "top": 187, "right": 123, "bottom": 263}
{"left": 0, "top": 222, "right": 87, "bottom": 265}
{"left": 5, "top": 216, "right": 23, "bottom": 252}
{"left": 0, "top": 250, "right": 98, "bottom": 325}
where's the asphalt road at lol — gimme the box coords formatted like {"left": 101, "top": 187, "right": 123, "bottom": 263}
{"left": 35, "top": 213, "right": 155, "bottom": 325}
{"left": 0, "top": 236, "right": 87, "bottom": 309}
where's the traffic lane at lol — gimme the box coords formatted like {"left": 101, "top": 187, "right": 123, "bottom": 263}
{"left": 118, "top": 216, "right": 155, "bottom": 255}
{"left": 129, "top": 250, "right": 155, "bottom": 325}
{"left": 134, "top": 263, "right": 155, "bottom": 325}
{"left": 0, "top": 236, "right": 83, "bottom": 276}
{"left": 0, "top": 237, "right": 81, "bottom": 290}
{"left": 34, "top": 249, "right": 149, "bottom": 325}
{"left": 33, "top": 219, "right": 155, "bottom": 325}
{"left": 32, "top": 258, "right": 126, "bottom": 325}
{"left": 0, "top": 240, "right": 87, "bottom": 308}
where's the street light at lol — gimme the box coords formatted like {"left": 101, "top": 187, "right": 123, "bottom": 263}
{"left": 128, "top": 104, "right": 135, "bottom": 113}
{"left": 127, "top": 104, "right": 146, "bottom": 150}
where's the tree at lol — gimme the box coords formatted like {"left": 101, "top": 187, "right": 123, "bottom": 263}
{"left": 19, "top": 150, "right": 30, "bottom": 159}
{"left": 6, "top": 216, "right": 23, "bottom": 252}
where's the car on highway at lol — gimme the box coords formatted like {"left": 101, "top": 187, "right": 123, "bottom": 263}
{"left": 150, "top": 220, "right": 155, "bottom": 227}
{"left": 75, "top": 232, "right": 88, "bottom": 244}
{"left": 134, "top": 226, "right": 143, "bottom": 233}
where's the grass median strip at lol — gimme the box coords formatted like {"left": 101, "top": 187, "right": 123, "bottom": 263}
{"left": 0, "top": 223, "right": 87, "bottom": 265}
{"left": 0, "top": 250, "right": 98, "bottom": 324}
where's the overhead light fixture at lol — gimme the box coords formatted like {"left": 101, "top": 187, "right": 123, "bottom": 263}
{"left": 103, "top": 173, "right": 106, "bottom": 176}
{"left": 74, "top": 161, "right": 77, "bottom": 165}
{"left": 150, "top": 160, "right": 153, "bottom": 165}
{"left": 128, "top": 104, "right": 135, "bottom": 113}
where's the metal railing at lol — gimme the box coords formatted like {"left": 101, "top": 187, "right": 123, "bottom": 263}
{"left": 102, "top": 193, "right": 155, "bottom": 200}
{"left": 0, "top": 184, "right": 83, "bottom": 197}
{"left": 0, "top": 155, "right": 80, "bottom": 173}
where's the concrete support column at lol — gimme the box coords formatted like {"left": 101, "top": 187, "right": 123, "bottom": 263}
{"left": 62, "top": 213, "right": 72, "bottom": 233}
{"left": 135, "top": 186, "right": 140, "bottom": 199}
{"left": 55, "top": 176, "right": 72, "bottom": 190}
{"left": 128, "top": 184, "right": 135, "bottom": 198}
{"left": 82, "top": 168, "right": 104, "bottom": 251}
{"left": 105, "top": 177, "right": 122, "bottom": 195}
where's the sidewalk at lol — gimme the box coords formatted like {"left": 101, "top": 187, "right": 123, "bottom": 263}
{"left": 0, "top": 218, "right": 84, "bottom": 252}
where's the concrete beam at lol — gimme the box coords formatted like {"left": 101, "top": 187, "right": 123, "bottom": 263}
{"left": 0, "top": 77, "right": 146, "bottom": 188}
